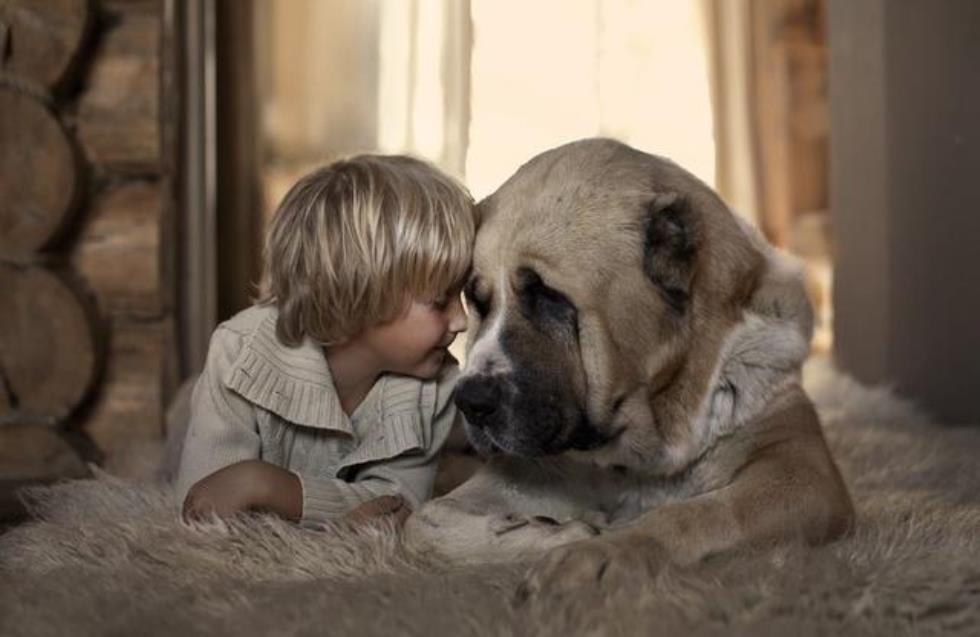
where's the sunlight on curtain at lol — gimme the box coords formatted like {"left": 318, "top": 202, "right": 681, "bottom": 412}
{"left": 377, "top": 1, "right": 446, "bottom": 161}
{"left": 466, "top": 0, "right": 716, "bottom": 200}
{"left": 704, "top": 0, "right": 760, "bottom": 224}
{"left": 264, "top": 1, "right": 719, "bottom": 206}
{"left": 377, "top": 0, "right": 469, "bottom": 178}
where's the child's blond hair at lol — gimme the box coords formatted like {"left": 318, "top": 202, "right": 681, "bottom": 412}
{"left": 259, "top": 154, "right": 475, "bottom": 347}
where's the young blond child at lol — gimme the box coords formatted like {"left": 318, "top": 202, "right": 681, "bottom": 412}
{"left": 176, "top": 154, "right": 474, "bottom": 527}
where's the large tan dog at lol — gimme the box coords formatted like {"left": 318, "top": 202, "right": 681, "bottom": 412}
{"left": 405, "top": 138, "right": 853, "bottom": 603}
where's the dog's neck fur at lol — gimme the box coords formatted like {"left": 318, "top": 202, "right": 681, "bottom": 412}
{"left": 652, "top": 230, "right": 814, "bottom": 476}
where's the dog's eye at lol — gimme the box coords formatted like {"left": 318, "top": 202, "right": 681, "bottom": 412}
{"left": 463, "top": 277, "right": 491, "bottom": 318}
{"left": 516, "top": 267, "right": 577, "bottom": 331}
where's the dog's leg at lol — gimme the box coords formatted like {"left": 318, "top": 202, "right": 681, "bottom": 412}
{"left": 404, "top": 459, "right": 605, "bottom": 564}
{"left": 517, "top": 405, "right": 853, "bottom": 603}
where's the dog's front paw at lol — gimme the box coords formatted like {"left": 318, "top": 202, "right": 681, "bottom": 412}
{"left": 489, "top": 513, "right": 600, "bottom": 556}
{"left": 402, "top": 500, "right": 461, "bottom": 556}
{"left": 514, "top": 535, "right": 666, "bottom": 607}
{"left": 490, "top": 513, "right": 597, "bottom": 540}
{"left": 404, "top": 499, "right": 603, "bottom": 564}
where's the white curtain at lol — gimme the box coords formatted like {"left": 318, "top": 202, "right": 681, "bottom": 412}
{"left": 465, "top": 0, "right": 718, "bottom": 200}
{"left": 263, "top": 0, "right": 757, "bottom": 218}
{"left": 376, "top": 0, "right": 470, "bottom": 180}
{"left": 703, "top": 0, "right": 761, "bottom": 224}
{"left": 378, "top": 0, "right": 728, "bottom": 203}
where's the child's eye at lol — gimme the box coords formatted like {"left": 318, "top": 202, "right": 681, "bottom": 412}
{"left": 428, "top": 295, "right": 452, "bottom": 311}
{"left": 429, "top": 284, "right": 465, "bottom": 312}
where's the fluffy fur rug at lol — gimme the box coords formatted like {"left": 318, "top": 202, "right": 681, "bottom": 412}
{"left": 2, "top": 359, "right": 979, "bottom": 637}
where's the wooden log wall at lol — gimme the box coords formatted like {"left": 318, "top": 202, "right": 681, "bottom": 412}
{"left": 0, "top": 0, "right": 176, "bottom": 522}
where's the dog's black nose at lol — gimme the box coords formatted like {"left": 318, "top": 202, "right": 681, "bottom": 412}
{"left": 455, "top": 377, "right": 501, "bottom": 427}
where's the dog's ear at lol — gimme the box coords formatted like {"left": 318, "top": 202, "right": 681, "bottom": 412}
{"left": 643, "top": 193, "right": 700, "bottom": 314}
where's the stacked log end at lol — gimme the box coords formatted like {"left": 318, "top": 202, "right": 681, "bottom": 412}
{"left": 1, "top": 0, "right": 173, "bottom": 521}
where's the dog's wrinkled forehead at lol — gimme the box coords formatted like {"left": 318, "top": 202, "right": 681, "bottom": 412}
{"left": 484, "top": 141, "right": 652, "bottom": 227}
{"left": 477, "top": 140, "right": 706, "bottom": 263}
{"left": 464, "top": 141, "right": 662, "bottom": 369}
{"left": 462, "top": 138, "right": 726, "bottom": 377}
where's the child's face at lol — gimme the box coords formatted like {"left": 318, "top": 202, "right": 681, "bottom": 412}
{"left": 361, "top": 292, "right": 467, "bottom": 378}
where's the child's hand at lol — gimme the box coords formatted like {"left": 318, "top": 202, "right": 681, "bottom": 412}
{"left": 182, "top": 460, "right": 302, "bottom": 522}
{"left": 344, "top": 494, "right": 412, "bottom": 527}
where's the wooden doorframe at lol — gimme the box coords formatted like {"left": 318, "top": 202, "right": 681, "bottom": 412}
{"left": 172, "top": 0, "right": 218, "bottom": 379}
{"left": 214, "top": 0, "right": 263, "bottom": 325}
{"left": 170, "top": 0, "right": 263, "bottom": 381}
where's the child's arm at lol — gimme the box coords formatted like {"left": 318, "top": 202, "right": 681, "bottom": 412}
{"left": 344, "top": 494, "right": 411, "bottom": 526}
{"left": 182, "top": 459, "right": 303, "bottom": 521}
{"left": 176, "top": 326, "right": 392, "bottom": 524}
{"left": 179, "top": 332, "right": 459, "bottom": 525}
{"left": 176, "top": 326, "right": 272, "bottom": 519}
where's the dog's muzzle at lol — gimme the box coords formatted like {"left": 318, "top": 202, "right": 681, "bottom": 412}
{"left": 455, "top": 374, "right": 613, "bottom": 457}
{"left": 455, "top": 375, "right": 507, "bottom": 433}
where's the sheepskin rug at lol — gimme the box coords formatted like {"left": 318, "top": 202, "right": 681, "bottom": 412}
{"left": 2, "top": 359, "right": 979, "bottom": 637}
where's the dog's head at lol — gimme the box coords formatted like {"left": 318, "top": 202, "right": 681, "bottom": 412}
{"left": 456, "top": 139, "right": 812, "bottom": 474}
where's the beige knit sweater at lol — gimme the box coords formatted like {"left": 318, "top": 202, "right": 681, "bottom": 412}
{"left": 175, "top": 304, "right": 459, "bottom": 526}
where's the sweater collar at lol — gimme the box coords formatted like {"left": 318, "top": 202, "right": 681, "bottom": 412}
{"left": 224, "top": 310, "right": 359, "bottom": 434}
{"left": 222, "top": 307, "right": 438, "bottom": 466}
